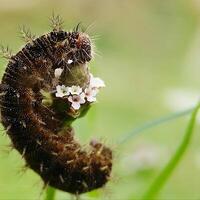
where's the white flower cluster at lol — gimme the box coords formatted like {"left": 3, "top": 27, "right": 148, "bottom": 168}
{"left": 55, "top": 74, "right": 105, "bottom": 110}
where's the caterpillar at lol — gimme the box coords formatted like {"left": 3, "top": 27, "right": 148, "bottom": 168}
{"left": 0, "top": 15, "right": 112, "bottom": 195}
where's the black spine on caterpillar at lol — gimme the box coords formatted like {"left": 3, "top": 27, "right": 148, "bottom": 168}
{"left": 0, "top": 22, "right": 112, "bottom": 194}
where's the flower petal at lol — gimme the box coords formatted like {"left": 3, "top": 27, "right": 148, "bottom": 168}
{"left": 87, "top": 96, "right": 96, "bottom": 102}
{"left": 55, "top": 92, "right": 64, "bottom": 97}
{"left": 68, "top": 96, "right": 73, "bottom": 103}
{"left": 70, "top": 85, "right": 82, "bottom": 95}
{"left": 71, "top": 102, "right": 81, "bottom": 110}
{"left": 89, "top": 74, "right": 105, "bottom": 88}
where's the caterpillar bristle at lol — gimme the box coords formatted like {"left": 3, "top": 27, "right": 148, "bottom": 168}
{"left": 0, "top": 45, "right": 12, "bottom": 60}
{"left": 50, "top": 13, "right": 63, "bottom": 32}
{"left": 0, "top": 144, "right": 14, "bottom": 155}
{"left": 59, "top": 174, "right": 64, "bottom": 183}
{"left": 83, "top": 22, "right": 97, "bottom": 34}
{"left": 18, "top": 164, "right": 29, "bottom": 177}
{"left": 19, "top": 25, "right": 35, "bottom": 43}
{"left": 21, "top": 147, "right": 27, "bottom": 158}
{"left": 40, "top": 163, "right": 43, "bottom": 173}
{"left": 73, "top": 22, "right": 82, "bottom": 32}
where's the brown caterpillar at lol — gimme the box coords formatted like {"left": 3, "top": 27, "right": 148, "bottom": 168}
{"left": 0, "top": 16, "right": 112, "bottom": 195}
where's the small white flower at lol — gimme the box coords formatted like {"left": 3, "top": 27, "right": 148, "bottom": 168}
{"left": 67, "top": 59, "right": 73, "bottom": 64}
{"left": 69, "top": 85, "right": 82, "bottom": 95}
{"left": 68, "top": 93, "right": 86, "bottom": 110}
{"left": 84, "top": 87, "right": 98, "bottom": 102}
{"left": 54, "top": 68, "right": 63, "bottom": 78}
{"left": 55, "top": 85, "right": 70, "bottom": 97}
{"left": 90, "top": 73, "right": 105, "bottom": 88}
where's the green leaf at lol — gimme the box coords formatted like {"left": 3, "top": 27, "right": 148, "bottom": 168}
{"left": 142, "top": 102, "right": 200, "bottom": 200}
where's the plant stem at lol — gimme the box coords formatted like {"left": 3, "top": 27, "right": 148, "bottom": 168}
{"left": 45, "top": 186, "right": 56, "bottom": 200}
{"left": 142, "top": 102, "right": 200, "bottom": 200}
{"left": 118, "top": 107, "right": 194, "bottom": 145}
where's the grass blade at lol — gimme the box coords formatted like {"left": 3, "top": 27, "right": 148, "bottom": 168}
{"left": 45, "top": 186, "right": 56, "bottom": 200}
{"left": 118, "top": 107, "right": 194, "bottom": 145}
{"left": 142, "top": 102, "right": 200, "bottom": 200}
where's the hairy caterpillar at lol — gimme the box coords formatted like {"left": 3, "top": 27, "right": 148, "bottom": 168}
{"left": 0, "top": 15, "right": 112, "bottom": 195}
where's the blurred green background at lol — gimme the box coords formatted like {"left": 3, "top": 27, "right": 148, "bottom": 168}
{"left": 0, "top": 0, "right": 200, "bottom": 199}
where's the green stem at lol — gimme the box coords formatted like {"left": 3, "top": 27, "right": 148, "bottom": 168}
{"left": 118, "top": 107, "right": 194, "bottom": 145}
{"left": 142, "top": 102, "right": 200, "bottom": 200}
{"left": 45, "top": 186, "right": 56, "bottom": 200}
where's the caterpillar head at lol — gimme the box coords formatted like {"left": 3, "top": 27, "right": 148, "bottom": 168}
{"left": 67, "top": 31, "right": 92, "bottom": 64}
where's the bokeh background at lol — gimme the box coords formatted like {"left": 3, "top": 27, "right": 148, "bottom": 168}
{"left": 0, "top": 0, "right": 200, "bottom": 199}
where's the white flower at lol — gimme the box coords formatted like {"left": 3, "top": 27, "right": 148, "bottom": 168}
{"left": 54, "top": 68, "right": 63, "bottom": 78}
{"left": 90, "top": 73, "right": 105, "bottom": 88}
{"left": 69, "top": 85, "right": 82, "bottom": 95}
{"left": 84, "top": 87, "right": 98, "bottom": 102}
{"left": 68, "top": 93, "right": 86, "bottom": 110}
{"left": 55, "top": 85, "right": 70, "bottom": 97}
{"left": 67, "top": 59, "right": 73, "bottom": 64}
